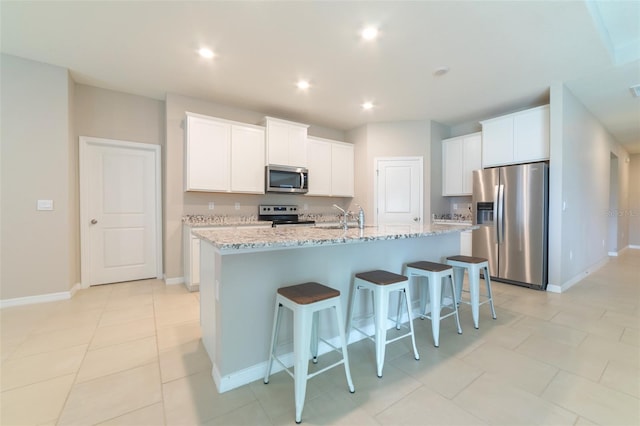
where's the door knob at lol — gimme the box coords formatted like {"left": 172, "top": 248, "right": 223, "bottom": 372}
{"left": 413, "top": 217, "right": 420, "bottom": 222}
{"left": 90, "top": 219, "right": 98, "bottom": 225}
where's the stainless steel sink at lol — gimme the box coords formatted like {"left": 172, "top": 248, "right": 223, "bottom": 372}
{"left": 314, "top": 222, "right": 359, "bottom": 230}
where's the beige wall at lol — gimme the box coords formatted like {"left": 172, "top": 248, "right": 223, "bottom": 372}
{"left": 345, "top": 120, "right": 432, "bottom": 224}
{"left": 164, "top": 93, "right": 348, "bottom": 281}
{"left": 548, "top": 82, "right": 630, "bottom": 288}
{"left": 629, "top": 154, "right": 640, "bottom": 246}
{"left": 1, "top": 54, "right": 74, "bottom": 299}
{"left": 75, "top": 84, "right": 165, "bottom": 145}
{"left": 0, "top": 56, "right": 166, "bottom": 301}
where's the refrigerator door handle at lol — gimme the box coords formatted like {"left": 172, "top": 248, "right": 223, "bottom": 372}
{"left": 493, "top": 185, "right": 500, "bottom": 243}
{"left": 497, "top": 184, "right": 505, "bottom": 243}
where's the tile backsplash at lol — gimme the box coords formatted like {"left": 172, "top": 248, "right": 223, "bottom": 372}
{"left": 433, "top": 196, "right": 473, "bottom": 222}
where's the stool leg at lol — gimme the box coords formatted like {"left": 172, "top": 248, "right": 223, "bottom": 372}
{"left": 448, "top": 274, "right": 463, "bottom": 334}
{"left": 333, "top": 303, "right": 355, "bottom": 393}
{"left": 373, "top": 288, "right": 388, "bottom": 378}
{"left": 403, "top": 287, "right": 420, "bottom": 361}
{"left": 429, "top": 275, "right": 442, "bottom": 347}
{"left": 345, "top": 282, "right": 358, "bottom": 339}
{"left": 311, "top": 311, "right": 319, "bottom": 363}
{"left": 484, "top": 266, "right": 497, "bottom": 319}
{"left": 469, "top": 266, "right": 480, "bottom": 329}
{"left": 264, "top": 301, "right": 282, "bottom": 384}
{"left": 293, "top": 309, "right": 312, "bottom": 423}
{"left": 452, "top": 266, "right": 464, "bottom": 304}
{"left": 418, "top": 275, "right": 428, "bottom": 318}
{"left": 395, "top": 291, "right": 403, "bottom": 330}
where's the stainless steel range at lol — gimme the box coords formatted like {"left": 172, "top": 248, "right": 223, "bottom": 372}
{"left": 258, "top": 205, "right": 316, "bottom": 227}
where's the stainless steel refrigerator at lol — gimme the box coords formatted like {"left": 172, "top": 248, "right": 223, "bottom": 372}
{"left": 472, "top": 162, "right": 549, "bottom": 290}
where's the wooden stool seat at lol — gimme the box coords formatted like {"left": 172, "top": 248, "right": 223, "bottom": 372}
{"left": 355, "top": 270, "right": 407, "bottom": 285}
{"left": 446, "top": 255, "right": 487, "bottom": 264}
{"left": 278, "top": 282, "right": 340, "bottom": 305}
{"left": 406, "top": 261, "right": 452, "bottom": 273}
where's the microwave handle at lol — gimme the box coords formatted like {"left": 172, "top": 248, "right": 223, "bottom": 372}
{"left": 300, "top": 172, "right": 306, "bottom": 189}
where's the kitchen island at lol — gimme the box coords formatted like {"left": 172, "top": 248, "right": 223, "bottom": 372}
{"left": 193, "top": 223, "right": 476, "bottom": 393}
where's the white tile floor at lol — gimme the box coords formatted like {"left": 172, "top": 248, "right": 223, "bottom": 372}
{"left": 1, "top": 250, "right": 638, "bottom": 425}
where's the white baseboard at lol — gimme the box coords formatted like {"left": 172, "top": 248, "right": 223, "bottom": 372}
{"left": 164, "top": 276, "right": 184, "bottom": 285}
{"left": 629, "top": 245, "right": 640, "bottom": 249}
{"left": 546, "top": 257, "right": 609, "bottom": 294}
{"left": 608, "top": 251, "right": 619, "bottom": 257}
{"left": 0, "top": 282, "right": 81, "bottom": 309}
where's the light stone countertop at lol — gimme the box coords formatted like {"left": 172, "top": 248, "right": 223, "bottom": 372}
{"left": 193, "top": 223, "right": 477, "bottom": 252}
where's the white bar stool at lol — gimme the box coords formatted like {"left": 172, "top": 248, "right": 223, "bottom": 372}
{"left": 445, "top": 255, "right": 497, "bottom": 329}
{"left": 403, "top": 261, "right": 462, "bottom": 347}
{"left": 264, "top": 282, "right": 355, "bottom": 424}
{"left": 346, "top": 270, "right": 420, "bottom": 378}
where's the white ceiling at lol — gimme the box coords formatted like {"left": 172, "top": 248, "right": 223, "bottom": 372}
{"left": 2, "top": 1, "right": 639, "bottom": 153}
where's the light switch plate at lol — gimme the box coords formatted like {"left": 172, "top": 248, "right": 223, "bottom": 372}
{"left": 37, "top": 199, "right": 54, "bottom": 211}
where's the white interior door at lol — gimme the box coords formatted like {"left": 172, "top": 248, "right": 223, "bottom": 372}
{"left": 375, "top": 157, "right": 423, "bottom": 225}
{"left": 80, "top": 137, "right": 161, "bottom": 286}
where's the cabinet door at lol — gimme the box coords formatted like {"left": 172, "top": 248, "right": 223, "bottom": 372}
{"left": 288, "top": 126, "right": 308, "bottom": 167}
{"left": 442, "top": 137, "right": 463, "bottom": 196}
{"left": 306, "top": 139, "right": 332, "bottom": 196}
{"left": 462, "top": 134, "right": 482, "bottom": 195}
{"left": 482, "top": 117, "right": 513, "bottom": 167}
{"left": 460, "top": 230, "right": 472, "bottom": 256}
{"left": 231, "top": 125, "right": 265, "bottom": 193}
{"left": 191, "top": 236, "right": 201, "bottom": 285}
{"left": 185, "top": 115, "right": 231, "bottom": 191}
{"left": 266, "top": 121, "right": 290, "bottom": 166}
{"left": 331, "top": 143, "right": 354, "bottom": 197}
{"left": 513, "top": 105, "right": 549, "bottom": 163}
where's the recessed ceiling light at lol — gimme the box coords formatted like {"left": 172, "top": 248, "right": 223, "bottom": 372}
{"left": 362, "top": 101, "right": 374, "bottom": 110}
{"left": 361, "top": 27, "right": 378, "bottom": 41}
{"left": 434, "top": 66, "right": 450, "bottom": 76}
{"left": 198, "top": 48, "right": 215, "bottom": 59}
{"left": 296, "top": 80, "right": 310, "bottom": 90}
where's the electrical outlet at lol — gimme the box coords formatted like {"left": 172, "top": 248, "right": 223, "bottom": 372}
{"left": 453, "top": 203, "right": 458, "bottom": 210}
{"left": 208, "top": 202, "right": 215, "bottom": 210}
{"left": 234, "top": 202, "right": 240, "bottom": 210}
{"left": 303, "top": 203, "right": 308, "bottom": 211}
{"left": 569, "top": 250, "right": 573, "bottom": 261}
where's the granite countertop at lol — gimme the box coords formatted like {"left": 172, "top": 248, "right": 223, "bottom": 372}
{"left": 192, "top": 223, "right": 477, "bottom": 252}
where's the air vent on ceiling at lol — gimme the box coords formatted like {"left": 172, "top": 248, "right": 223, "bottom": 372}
{"left": 630, "top": 84, "right": 640, "bottom": 97}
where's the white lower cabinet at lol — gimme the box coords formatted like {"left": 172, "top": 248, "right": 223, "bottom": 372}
{"left": 461, "top": 230, "right": 472, "bottom": 256}
{"left": 306, "top": 136, "right": 354, "bottom": 197}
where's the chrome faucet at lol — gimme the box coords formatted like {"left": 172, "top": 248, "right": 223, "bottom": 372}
{"left": 332, "top": 204, "right": 348, "bottom": 230}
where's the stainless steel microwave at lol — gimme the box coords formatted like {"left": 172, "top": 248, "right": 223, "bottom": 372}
{"left": 265, "top": 165, "right": 308, "bottom": 194}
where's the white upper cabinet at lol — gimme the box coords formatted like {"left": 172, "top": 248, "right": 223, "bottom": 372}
{"left": 331, "top": 141, "right": 355, "bottom": 197}
{"left": 442, "top": 132, "right": 481, "bottom": 196}
{"left": 306, "top": 136, "right": 354, "bottom": 197}
{"left": 481, "top": 105, "right": 549, "bottom": 168}
{"left": 230, "top": 124, "right": 265, "bottom": 193}
{"left": 306, "top": 138, "right": 332, "bottom": 195}
{"left": 185, "top": 113, "right": 231, "bottom": 192}
{"left": 185, "top": 112, "right": 265, "bottom": 193}
{"left": 263, "top": 117, "right": 309, "bottom": 167}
